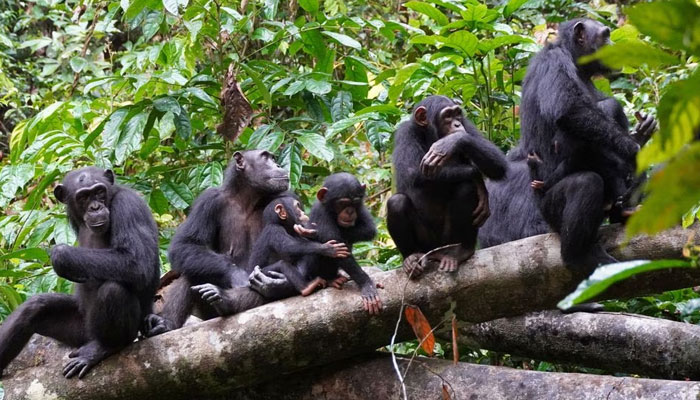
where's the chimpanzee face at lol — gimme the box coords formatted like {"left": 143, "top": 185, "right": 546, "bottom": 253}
{"left": 574, "top": 19, "right": 611, "bottom": 56}
{"left": 54, "top": 167, "right": 114, "bottom": 235}
{"left": 436, "top": 105, "right": 466, "bottom": 138}
{"left": 316, "top": 172, "right": 367, "bottom": 228}
{"left": 233, "top": 150, "right": 289, "bottom": 194}
{"left": 332, "top": 197, "right": 363, "bottom": 228}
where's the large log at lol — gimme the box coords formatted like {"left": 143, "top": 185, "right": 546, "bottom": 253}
{"left": 228, "top": 354, "right": 700, "bottom": 400}
{"left": 446, "top": 310, "right": 700, "bottom": 380}
{"left": 3, "top": 225, "right": 698, "bottom": 400}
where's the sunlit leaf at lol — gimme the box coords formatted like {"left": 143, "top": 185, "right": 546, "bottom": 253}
{"left": 503, "top": 0, "right": 530, "bottom": 18}
{"left": 305, "top": 79, "right": 332, "bottom": 95}
{"left": 296, "top": 130, "right": 334, "bottom": 161}
{"left": 405, "top": 1, "right": 448, "bottom": 26}
{"left": 580, "top": 40, "right": 678, "bottom": 70}
{"left": 163, "top": 0, "right": 178, "bottom": 15}
{"left": 69, "top": 57, "right": 87, "bottom": 73}
{"left": 298, "top": 0, "right": 319, "bottom": 14}
{"left": 322, "top": 31, "right": 361, "bottom": 50}
{"left": 0, "top": 248, "right": 49, "bottom": 263}
{"left": 404, "top": 305, "right": 435, "bottom": 354}
{"left": 442, "top": 31, "right": 478, "bottom": 57}
{"left": 627, "top": 0, "right": 700, "bottom": 56}
{"left": 161, "top": 180, "right": 194, "bottom": 209}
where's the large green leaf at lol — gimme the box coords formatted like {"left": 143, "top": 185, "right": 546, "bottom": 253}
{"left": 322, "top": 31, "right": 361, "bottom": 50}
{"left": 161, "top": 180, "right": 194, "bottom": 209}
{"left": 305, "top": 79, "right": 332, "bottom": 95}
{"left": 331, "top": 91, "right": 353, "bottom": 122}
{"left": 503, "top": 0, "right": 531, "bottom": 18}
{"left": 628, "top": 142, "right": 700, "bottom": 236}
{"left": 296, "top": 130, "right": 334, "bottom": 161}
{"left": 405, "top": 1, "right": 448, "bottom": 26}
{"left": 115, "top": 111, "right": 149, "bottom": 164}
{"left": 102, "top": 108, "right": 131, "bottom": 153}
{"left": 579, "top": 40, "right": 678, "bottom": 70}
{"left": 558, "top": 259, "right": 694, "bottom": 310}
{"left": 627, "top": 0, "right": 700, "bottom": 56}
{"left": 163, "top": 0, "right": 178, "bottom": 15}
{"left": 442, "top": 31, "right": 478, "bottom": 57}
{"left": 298, "top": 0, "right": 319, "bottom": 14}
{"left": 0, "top": 248, "right": 49, "bottom": 263}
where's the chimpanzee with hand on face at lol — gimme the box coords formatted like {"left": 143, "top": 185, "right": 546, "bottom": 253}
{"left": 387, "top": 95, "right": 507, "bottom": 279}
{"left": 297, "top": 173, "right": 383, "bottom": 315}
{"left": 0, "top": 167, "right": 160, "bottom": 379}
{"left": 194, "top": 194, "right": 351, "bottom": 312}
{"left": 144, "top": 150, "right": 294, "bottom": 336}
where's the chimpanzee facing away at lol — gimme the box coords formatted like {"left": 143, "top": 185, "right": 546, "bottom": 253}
{"left": 144, "top": 150, "right": 293, "bottom": 336}
{"left": 195, "top": 195, "right": 351, "bottom": 313}
{"left": 387, "top": 95, "right": 507, "bottom": 279}
{"left": 478, "top": 19, "right": 657, "bottom": 252}
{"left": 0, "top": 167, "right": 160, "bottom": 378}
{"left": 298, "top": 173, "right": 382, "bottom": 314}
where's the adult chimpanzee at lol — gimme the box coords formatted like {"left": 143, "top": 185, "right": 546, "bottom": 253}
{"left": 195, "top": 195, "right": 350, "bottom": 312}
{"left": 144, "top": 150, "right": 293, "bottom": 336}
{"left": 298, "top": 173, "right": 382, "bottom": 314}
{"left": 478, "top": 20, "right": 657, "bottom": 251}
{"left": 0, "top": 167, "right": 160, "bottom": 379}
{"left": 387, "top": 95, "right": 507, "bottom": 279}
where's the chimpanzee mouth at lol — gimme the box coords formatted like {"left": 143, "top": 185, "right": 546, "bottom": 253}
{"left": 87, "top": 220, "right": 108, "bottom": 229}
{"left": 338, "top": 219, "right": 356, "bottom": 228}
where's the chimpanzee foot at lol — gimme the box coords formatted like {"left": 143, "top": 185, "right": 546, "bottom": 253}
{"left": 403, "top": 253, "right": 425, "bottom": 279}
{"left": 143, "top": 314, "right": 176, "bottom": 337}
{"left": 301, "top": 277, "right": 327, "bottom": 296}
{"left": 191, "top": 284, "right": 235, "bottom": 316}
{"left": 438, "top": 255, "right": 458, "bottom": 272}
{"left": 64, "top": 340, "right": 115, "bottom": 379}
{"left": 329, "top": 275, "right": 349, "bottom": 289}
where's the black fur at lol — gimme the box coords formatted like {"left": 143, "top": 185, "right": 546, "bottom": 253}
{"left": 0, "top": 167, "right": 160, "bottom": 379}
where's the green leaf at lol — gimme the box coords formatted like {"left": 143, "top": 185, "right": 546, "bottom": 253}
{"left": 478, "top": 34, "right": 531, "bottom": 53}
{"left": 442, "top": 30, "right": 478, "bottom": 57}
{"left": 148, "top": 189, "right": 169, "bottom": 214}
{"left": 102, "top": 108, "right": 130, "bottom": 151}
{"left": 284, "top": 80, "right": 307, "bottom": 96}
{"left": 388, "top": 63, "right": 420, "bottom": 102}
{"left": 263, "top": 0, "right": 279, "bottom": 19}
{"left": 366, "top": 120, "right": 392, "bottom": 153}
{"left": 409, "top": 35, "right": 441, "bottom": 45}
{"left": 161, "top": 180, "right": 194, "bottom": 209}
{"left": 298, "top": 0, "right": 319, "bottom": 14}
{"left": 240, "top": 64, "right": 272, "bottom": 106}
{"left": 296, "top": 130, "right": 334, "bottom": 161}
{"left": 257, "top": 130, "right": 285, "bottom": 152}
{"left": 331, "top": 91, "right": 353, "bottom": 122}
{"left": 322, "top": 31, "right": 362, "bottom": 50}
{"left": 142, "top": 11, "right": 164, "bottom": 41}
{"left": 305, "top": 79, "right": 332, "bottom": 95}
{"left": 163, "top": 0, "right": 178, "bottom": 15}
{"left": 115, "top": 111, "right": 149, "bottom": 164}
{"left": 558, "top": 260, "right": 693, "bottom": 310}
{"left": 610, "top": 24, "right": 639, "bottom": 43}
{"left": 627, "top": 0, "right": 700, "bottom": 56}
{"left": 185, "top": 87, "right": 218, "bottom": 107}
{"left": 579, "top": 40, "right": 678, "bottom": 70}
{"left": 153, "top": 97, "right": 181, "bottom": 115}
{"left": 356, "top": 104, "right": 402, "bottom": 115}
{"left": 503, "top": 0, "right": 530, "bottom": 18}
{"left": 69, "top": 57, "right": 88, "bottom": 73}
{"left": 0, "top": 248, "right": 49, "bottom": 263}
{"left": 174, "top": 110, "right": 192, "bottom": 139}
{"left": 405, "top": 1, "right": 449, "bottom": 26}
{"left": 280, "top": 142, "right": 303, "bottom": 188}
{"left": 628, "top": 143, "right": 700, "bottom": 236}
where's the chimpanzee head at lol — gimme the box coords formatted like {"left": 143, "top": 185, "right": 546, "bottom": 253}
{"left": 316, "top": 173, "right": 366, "bottom": 228}
{"left": 54, "top": 166, "right": 114, "bottom": 235}
{"left": 226, "top": 150, "right": 289, "bottom": 194}
{"left": 559, "top": 18, "right": 611, "bottom": 73}
{"left": 263, "top": 194, "right": 309, "bottom": 233}
{"left": 412, "top": 95, "right": 468, "bottom": 140}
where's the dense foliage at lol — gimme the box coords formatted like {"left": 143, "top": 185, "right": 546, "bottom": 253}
{"left": 0, "top": 0, "right": 699, "bottom": 373}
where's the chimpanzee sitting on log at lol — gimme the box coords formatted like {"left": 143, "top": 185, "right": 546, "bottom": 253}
{"left": 387, "top": 95, "right": 507, "bottom": 279}
{"left": 478, "top": 20, "right": 657, "bottom": 250}
{"left": 0, "top": 167, "right": 160, "bottom": 379}
{"left": 144, "top": 150, "right": 294, "bottom": 336}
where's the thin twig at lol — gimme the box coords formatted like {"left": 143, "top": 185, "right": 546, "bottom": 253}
{"left": 69, "top": 3, "right": 104, "bottom": 96}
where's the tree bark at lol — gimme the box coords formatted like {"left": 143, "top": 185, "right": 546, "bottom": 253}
{"left": 3, "top": 225, "right": 698, "bottom": 400}
{"left": 226, "top": 354, "right": 700, "bottom": 400}
{"left": 444, "top": 310, "right": 700, "bottom": 380}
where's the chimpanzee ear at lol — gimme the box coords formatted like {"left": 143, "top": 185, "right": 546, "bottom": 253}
{"left": 361, "top": 183, "right": 367, "bottom": 191}
{"left": 54, "top": 185, "right": 67, "bottom": 204}
{"left": 574, "top": 21, "right": 586, "bottom": 45}
{"left": 413, "top": 106, "right": 428, "bottom": 127}
{"left": 316, "top": 187, "right": 328, "bottom": 202}
{"left": 103, "top": 169, "right": 115, "bottom": 185}
{"left": 233, "top": 152, "right": 245, "bottom": 170}
{"left": 274, "top": 203, "right": 287, "bottom": 220}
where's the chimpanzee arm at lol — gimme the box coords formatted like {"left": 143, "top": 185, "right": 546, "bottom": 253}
{"left": 422, "top": 130, "right": 507, "bottom": 180}
{"left": 338, "top": 257, "right": 377, "bottom": 298}
{"left": 542, "top": 160, "right": 573, "bottom": 191}
{"left": 51, "top": 188, "right": 160, "bottom": 291}
{"left": 268, "top": 226, "right": 340, "bottom": 258}
{"left": 167, "top": 189, "right": 234, "bottom": 287}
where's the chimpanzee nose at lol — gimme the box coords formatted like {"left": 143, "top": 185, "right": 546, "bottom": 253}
{"left": 89, "top": 203, "right": 100, "bottom": 211}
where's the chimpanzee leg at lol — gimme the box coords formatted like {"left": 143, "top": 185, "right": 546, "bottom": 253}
{"left": 144, "top": 276, "right": 194, "bottom": 337}
{"left": 263, "top": 261, "right": 309, "bottom": 294}
{"left": 63, "top": 282, "right": 140, "bottom": 379}
{"left": 438, "top": 184, "right": 478, "bottom": 272}
{"left": 0, "top": 294, "right": 86, "bottom": 376}
{"left": 387, "top": 193, "right": 422, "bottom": 257}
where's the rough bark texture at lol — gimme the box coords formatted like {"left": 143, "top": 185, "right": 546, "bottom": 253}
{"left": 3, "top": 225, "right": 698, "bottom": 400}
{"left": 226, "top": 354, "right": 700, "bottom": 400}
{"left": 444, "top": 310, "right": 700, "bottom": 380}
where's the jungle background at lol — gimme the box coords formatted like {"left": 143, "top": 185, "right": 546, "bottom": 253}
{"left": 0, "top": 0, "right": 699, "bottom": 391}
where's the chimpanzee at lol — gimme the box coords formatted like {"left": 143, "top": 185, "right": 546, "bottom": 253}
{"left": 143, "top": 150, "right": 294, "bottom": 336}
{"left": 298, "top": 173, "right": 382, "bottom": 314}
{"left": 387, "top": 95, "right": 507, "bottom": 279}
{"left": 194, "top": 195, "right": 351, "bottom": 312}
{"left": 0, "top": 167, "right": 160, "bottom": 379}
{"left": 478, "top": 19, "right": 657, "bottom": 252}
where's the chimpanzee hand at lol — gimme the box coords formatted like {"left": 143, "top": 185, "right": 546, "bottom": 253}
{"left": 402, "top": 253, "right": 425, "bottom": 279}
{"left": 615, "top": 135, "right": 641, "bottom": 159}
{"left": 472, "top": 176, "right": 490, "bottom": 227}
{"left": 294, "top": 224, "right": 317, "bottom": 238}
{"left": 420, "top": 133, "right": 463, "bottom": 177}
{"left": 631, "top": 112, "right": 657, "bottom": 146}
{"left": 361, "top": 285, "right": 382, "bottom": 315}
{"left": 248, "top": 265, "right": 288, "bottom": 298}
{"left": 50, "top": 245, "right": 88, "bottom": 283}
{"left": 191, "top": 284, "right": 223, "bottom": 304}
{"left": 531, "top": 180, "right": 544, "bottom": 190}
{"left": 323, "top": 240, "right": 350, "bottom": 258}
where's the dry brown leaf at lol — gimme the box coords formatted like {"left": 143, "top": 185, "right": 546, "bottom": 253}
{"left": 404, "top": 305, "right": 435, "bottom": 355}
{"left": 442, "top": 384, "right": 451, "bottom": 400}
{"left": 216, "top": 64, "right": 253, "bottom": 142}
{"left": 451, "top": 315, "right": 459, "bottom": 365}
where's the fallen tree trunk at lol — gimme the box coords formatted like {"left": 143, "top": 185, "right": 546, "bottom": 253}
{"left": 443, "top": 310, "right": 700, "bottom": 380}
{"left": 3, "top": 225, "right": 698, "bottom": 400}
{"left": 226, "top": 354, "right": 700, "bottom": 400}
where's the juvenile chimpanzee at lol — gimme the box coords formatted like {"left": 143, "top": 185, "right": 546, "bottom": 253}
{"left": 387, "top": 95, "right": 507, "bottom": 278}
{"left": 144, "top": 150, "right": 293, "bottom": 336}
{"left": 298, "top": 173, "right": 382, "bottom": 315}
{"left": 195, "top": 195, "right": 351, "bottom": 312}
{"left": 0, "top": 167, "right": 160, "bottom": 379}
{"left": 478, "top": 19, "right": 657, "bottom": 252}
